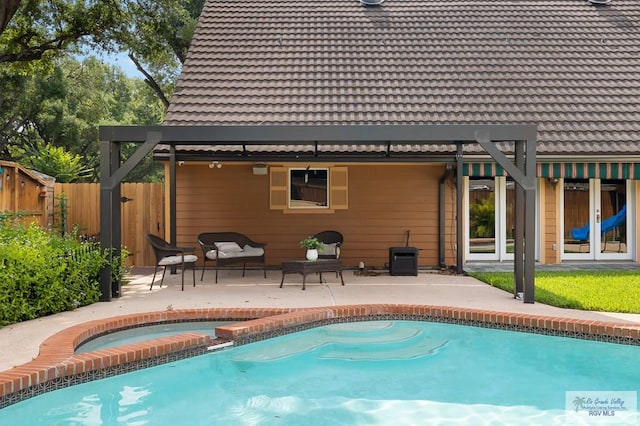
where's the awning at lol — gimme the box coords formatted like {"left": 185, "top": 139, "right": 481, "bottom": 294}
{"left": 464, "top": 162, "right": 640, "bottom": 179}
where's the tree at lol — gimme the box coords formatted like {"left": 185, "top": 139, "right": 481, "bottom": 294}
{"left": 122, "top": 0, "right": 205, "bottom": 107}
{"left": 0, "top": 0, "right": 127, "bottom": 65}
{"left": 5, "top": 56, "right": 165, "bottom": 181}
{"left": 1, "top": 0, "right": 205, "bottom": 109}
{"left": 21, "top": 144, "right": 92, "bottom": 183}
{"left": 0, "top": 1, "right": 205, "bottom": 182}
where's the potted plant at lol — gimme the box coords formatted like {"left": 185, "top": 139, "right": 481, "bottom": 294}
{"left": 300, "top": 236, "right": 324, "bottom": 261}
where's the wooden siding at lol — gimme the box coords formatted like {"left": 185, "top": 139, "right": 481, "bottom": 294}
{"left": 174, "top": 163, "right": 449, "bottom": 269}
{"left": 0, "top": 161, "right": 52, "bottom": 227}
{"left": 55, "top": 183, "right": 164, "bottom": 267}
{"left": 541, "top": 179, "right": 561, "bottom": 264}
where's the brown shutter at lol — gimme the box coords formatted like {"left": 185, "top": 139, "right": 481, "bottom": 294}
{"left": 269, "top": 167, "right": 288, "bottom": 209}
{"left": 330, "top": 167, "right": 348, "bottom": 209}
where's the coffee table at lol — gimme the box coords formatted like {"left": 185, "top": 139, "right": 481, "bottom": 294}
{"left": 280, "top": 259, "right": 345, "bottom": 290}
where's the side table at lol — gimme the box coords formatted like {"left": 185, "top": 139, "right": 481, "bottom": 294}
{"left": 280, "top": 259, "right": 345, "bottom": 290}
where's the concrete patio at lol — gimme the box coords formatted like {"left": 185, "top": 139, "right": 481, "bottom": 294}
{"left": 2, "top": 265, "right": 640, "bottom": 373}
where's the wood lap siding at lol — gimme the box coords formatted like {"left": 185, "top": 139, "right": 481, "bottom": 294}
{"left": 176, "top": 164, "right": 447, "bottom": 269}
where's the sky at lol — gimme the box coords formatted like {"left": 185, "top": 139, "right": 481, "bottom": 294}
{"left": 101, "top": 51, "right": 143, "bottom": 78}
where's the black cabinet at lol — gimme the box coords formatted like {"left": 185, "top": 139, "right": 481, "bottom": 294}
{"left": 389, "top": 247, "right": 418, "bottom": 276}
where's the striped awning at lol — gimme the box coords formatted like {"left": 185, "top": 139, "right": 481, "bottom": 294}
{"left": 463, "top": 162, "right": 640, "bottom": 179}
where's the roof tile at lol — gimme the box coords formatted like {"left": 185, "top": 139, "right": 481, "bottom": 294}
{"left": 165, "top": 0, "right": 640, "bottom": 155}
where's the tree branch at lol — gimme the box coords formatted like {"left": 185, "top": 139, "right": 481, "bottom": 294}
{"left": 0, "top": 31, "right": 88, "bottom": 63}
{"left": 128, "top": 52, "right": 170, "bottom": 109}
{"left": 0, "top": 0, "right": 21, "bottom": 37}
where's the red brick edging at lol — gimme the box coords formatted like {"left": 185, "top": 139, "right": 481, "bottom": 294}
{"left": 1, "top": 304, "right": 639, "bottom": 407}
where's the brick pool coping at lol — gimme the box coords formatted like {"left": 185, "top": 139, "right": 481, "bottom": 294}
{"left": 2, "top": 304, "right": 640, "bottom": 408}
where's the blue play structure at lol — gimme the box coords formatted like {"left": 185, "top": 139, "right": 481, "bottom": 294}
{"left": 571, "top": 204, "right": 627, "bottom": 241}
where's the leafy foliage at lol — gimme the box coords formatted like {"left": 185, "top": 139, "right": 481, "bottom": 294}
{"left": 2, "top": 56, "right": 165, "bottom": 181}
{"left": 300, "top": 237, "right": 324, "bottom": 251}
{"left": 21, "top": 144, "right": 92, "bottom": 183}
{"left": 0, "top": 220, "right": 128, "bottom": 326}
{"left": 120, "top": 0, "right": 205, "bottom": 106}
{"left": 469, "top": 271, "right": 640, "bottom": 313}
{"left": 0, "top": 1, "right": 206, "bottom": 182}
{"left": 0, "top": 0, "right": 127, "bottom": 65}
{"left": 469, "top": 195, "right": 495, "bottom": 238}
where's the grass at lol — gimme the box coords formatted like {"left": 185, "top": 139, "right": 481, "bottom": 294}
{"left": 468, "top": 270, "right": 640, "bottom": 313}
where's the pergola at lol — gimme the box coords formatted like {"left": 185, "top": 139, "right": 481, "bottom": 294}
{"left": 98, "top": 124, "right": 538, "bottom": 303}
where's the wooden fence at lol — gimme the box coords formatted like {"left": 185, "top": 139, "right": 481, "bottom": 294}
{"left": 54, "top": 183, "right": 165, "bottom": 267}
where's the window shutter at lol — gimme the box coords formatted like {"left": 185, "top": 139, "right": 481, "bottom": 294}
{"left": 269, "top": 167, "right": 287, "bottom": 209}
{"left": 330, "top": 167, "right": 348, "bottom": 209}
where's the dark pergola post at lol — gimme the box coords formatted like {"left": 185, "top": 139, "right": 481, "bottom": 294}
{"left": 524, "top": 138, "right": 537, "bottom": 303}
{"left": 476, "top": 130, "right": 537, "bottom": 303}
{"left": 169, "top": 146, "right": 177, "bottom": 245}
{"left": 110, "top": 143, "right": 122, "bottom": 297}
{"left": 456, "top": 143, "right": 464, "bottom": 274}
{"left": 514, "top": 141, "right": 525, "bottom": 299}
{"left": 99, "top": 140, "right": 116, "bottom": 301}
{"left": 99, "top": 130, "right": 162, "bottom": 299}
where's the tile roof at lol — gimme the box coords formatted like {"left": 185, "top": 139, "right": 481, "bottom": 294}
{"left": 164, "top": 0, "right": 640, "bottom": 156}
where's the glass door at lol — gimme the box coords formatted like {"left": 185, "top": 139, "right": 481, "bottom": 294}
{"left": 562, "top": 179, "right": 632, "bottom": 260}
{"left": 466, "top": 176, "right": 537, "bottom": 262}
{"left": 562, "top": 179, "right": 593, "bottom": 259}
{"left": 598, "top": 180, "right": 631, "bottom": 260}
{"left": 501, "top": 178, "right": 516, "bottom": 260}
{"left": 466, "top": 178, "right": 498, "bottom": 260}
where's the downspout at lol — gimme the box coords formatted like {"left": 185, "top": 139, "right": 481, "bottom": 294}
{"left": 438, "top": 165, "right": 451, "bottom": 269}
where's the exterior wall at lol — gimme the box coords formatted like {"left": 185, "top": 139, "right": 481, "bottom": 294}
{"left": 172, "top": 162, "right": 449, "bottom": 269}
{"left": 541, "top": 178, "right": 561, "bottom": 264}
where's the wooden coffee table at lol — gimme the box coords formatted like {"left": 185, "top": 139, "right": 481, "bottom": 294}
{"left": 280, "top": 259, "right": 345, "bottom": 290}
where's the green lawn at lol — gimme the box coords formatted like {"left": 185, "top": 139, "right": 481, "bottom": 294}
{"left": 468, "top": 270, "right": 640, "bottom": 313}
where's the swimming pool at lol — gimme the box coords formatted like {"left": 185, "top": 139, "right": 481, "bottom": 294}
{"left": 1, "top": 320, "right": 639, "bottom": 424}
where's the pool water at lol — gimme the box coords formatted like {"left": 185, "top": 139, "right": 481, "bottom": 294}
{"left": 75, "top": 321, "right": 233, "bottom": 353}
{"left": 2, "top": 320, "right": 640, "bottom": 425}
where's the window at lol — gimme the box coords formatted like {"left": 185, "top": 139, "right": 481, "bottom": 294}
{"left": 269, "top": 165, "right": 348, "bottom": 213}
{"left": 289, "top": 168, "right": 328, "bottom": 209}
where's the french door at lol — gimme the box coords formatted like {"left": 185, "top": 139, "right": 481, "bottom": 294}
{"left": 562, "top": 179, "right": 632, "bottom": 260}
{"left": 465, "top": 177, "right": 518, "bottom": 261}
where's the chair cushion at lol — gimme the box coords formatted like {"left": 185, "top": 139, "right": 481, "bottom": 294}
{"left": 205, "top": 245, "right": 264, "bottom": 260}
{"left": 158, "top": 254, "right": 198, "bottom": 266}
{"left": 321, "top": 243, "right": 337, "bottom": 256}
{"left": 242, "top": 245, "right": 264, "bottom": 256}
{"left": 215, "top": 241, "right": 243, "bottom": 252}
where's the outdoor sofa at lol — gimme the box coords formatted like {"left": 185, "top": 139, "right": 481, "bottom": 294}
{"left": 197, "top": 232, "right": 267, "bottom": 283}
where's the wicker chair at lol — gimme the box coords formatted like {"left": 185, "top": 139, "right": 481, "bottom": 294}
{"left": 313, "top": 230, "right": 344, "bottom": 259}
{"left": 146, "top": 234, "right": 198, "bottom": 291}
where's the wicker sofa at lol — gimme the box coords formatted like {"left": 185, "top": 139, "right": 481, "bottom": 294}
{"left": 197, "top": 232, "right": 267, "bottom": 283}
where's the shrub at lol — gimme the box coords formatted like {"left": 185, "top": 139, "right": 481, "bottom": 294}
{"left": 0, "top": 221, "right": 107, "bottom": 326}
